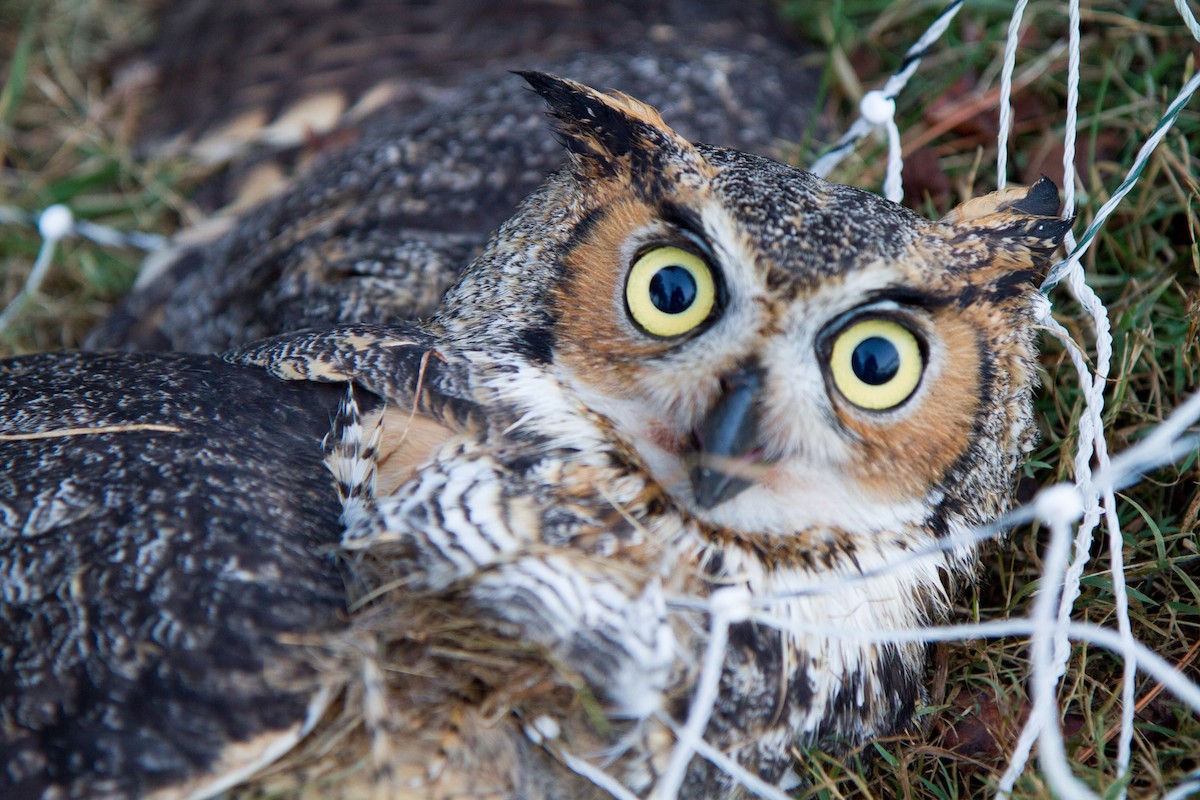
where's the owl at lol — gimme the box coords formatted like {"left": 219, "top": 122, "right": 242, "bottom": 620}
{"left": 1, "top": 73, "right": 1069, "bottom": 799}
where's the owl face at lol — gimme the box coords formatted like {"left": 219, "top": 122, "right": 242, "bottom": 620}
{"left": 440, "top": 74, "right": 1069, "bottom": 559}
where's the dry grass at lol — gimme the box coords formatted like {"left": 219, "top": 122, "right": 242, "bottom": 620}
{"left": 0, "top": 0, "right": 188, "bottom": 356}
{"left": 1, "top": 0, "right": 1197, "bottom": 797}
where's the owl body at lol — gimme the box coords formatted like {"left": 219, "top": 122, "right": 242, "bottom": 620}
{"left": 2, "top": 73, "right": 1068, "bottom": 798}
{"left": 0, "top": 352, "right": 350, "bottom": 799}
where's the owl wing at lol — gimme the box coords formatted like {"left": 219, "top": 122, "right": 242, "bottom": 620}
{"left": 226, "top": 323, "right": 474, "bottom": 408}
{"left": 0, "top": 351, "right": 350, "bottom": 799}
{"left": 228, "top": 325, "right": 676, "bottom": 720}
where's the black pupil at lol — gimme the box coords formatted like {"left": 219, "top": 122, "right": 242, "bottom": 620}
{"left": 648, "top": 265, "right": 697, "bottom": 314}
{"left": 851, "top": 336, "right": 901, "bottom": 385}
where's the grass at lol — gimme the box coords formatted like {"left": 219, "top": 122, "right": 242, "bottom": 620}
{"left": 2, "top": 0, "right": 1197, "bottom": 798}
{"left": 0, "top": 0, "right": 188, "bottom": 355}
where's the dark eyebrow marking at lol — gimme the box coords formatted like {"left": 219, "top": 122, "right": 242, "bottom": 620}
{"left": 858, "top": 287, "right": 953, "bottom": 311}
{"left": 656, "top": 200, "right": 708, "bottom": 242}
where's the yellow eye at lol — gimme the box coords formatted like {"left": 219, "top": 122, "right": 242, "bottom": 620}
{"left": 829, "top": 318, "right": 923, "bottom": 410}
{"left": 625, "top": 246, "right": 717, "bottom": 337}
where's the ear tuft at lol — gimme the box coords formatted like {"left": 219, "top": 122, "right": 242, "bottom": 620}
{"left": 943, "top": 178, "right": 1071, "bottom": 253}
{"left": 940, "top": 178, "right": 1072, "bottom": 286}
{"left": 1006, "top": 176, "right": 1061, "bottom": 217}
{"left": 940, "top": 178, "right": 1063, "bottom": 226}
{"left": 1019, "top": 215, "right": 1075, "bottom": 257}
{"left": 518, "top": 71, "right": 670, "bottom": 142}
{"left": 517, "top": 70, "right": 702, "bottom": 185}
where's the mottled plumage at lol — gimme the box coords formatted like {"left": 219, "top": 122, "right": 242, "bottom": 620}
{"left": 0, "top": 353, "right": 350, "bottom": 798}
{"left": 2, "top": 71, "right": 1069, "bottom": 798}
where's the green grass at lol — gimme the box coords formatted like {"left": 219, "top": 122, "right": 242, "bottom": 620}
{"left": 0, "top": 0, "right": 187, "bottom": 355}
{"left": 2, "top": 1, "right": 1197, "bottom": 798}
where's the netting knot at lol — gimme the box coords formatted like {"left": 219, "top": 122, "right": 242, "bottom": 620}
{"left": 524, "top": 715, "right": 561, "bottom": 744}
{"left": 37, "top": 204, "right": 74, "bottom": 243}
{"left": 860, "top": 90, "right": 897, "bottom": 126}
{"left": 1034, "top": 484, "right": 1085, "bottom": 529}
{"left": 709, "top": 586, "right": 753, "bottom": 624}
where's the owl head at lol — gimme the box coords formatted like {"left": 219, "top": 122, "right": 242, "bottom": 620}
{"left": 436, "top": 73, "right": 1070, "bottom": 565}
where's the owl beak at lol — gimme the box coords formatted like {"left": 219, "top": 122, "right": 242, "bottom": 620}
{"left": 690, "top": 363, "right": 764, "bottom": 510}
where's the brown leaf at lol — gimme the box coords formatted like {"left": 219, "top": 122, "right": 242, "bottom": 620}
{"left": 902, "top": 147, "right": 951, "bottom": 212}
{"left": 939, "top": 689, "right": 1028, "bottom": 760}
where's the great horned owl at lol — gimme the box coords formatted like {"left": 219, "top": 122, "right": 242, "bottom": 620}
{"left": 1, "top": 74, "right": 1069, "bottom": 798}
